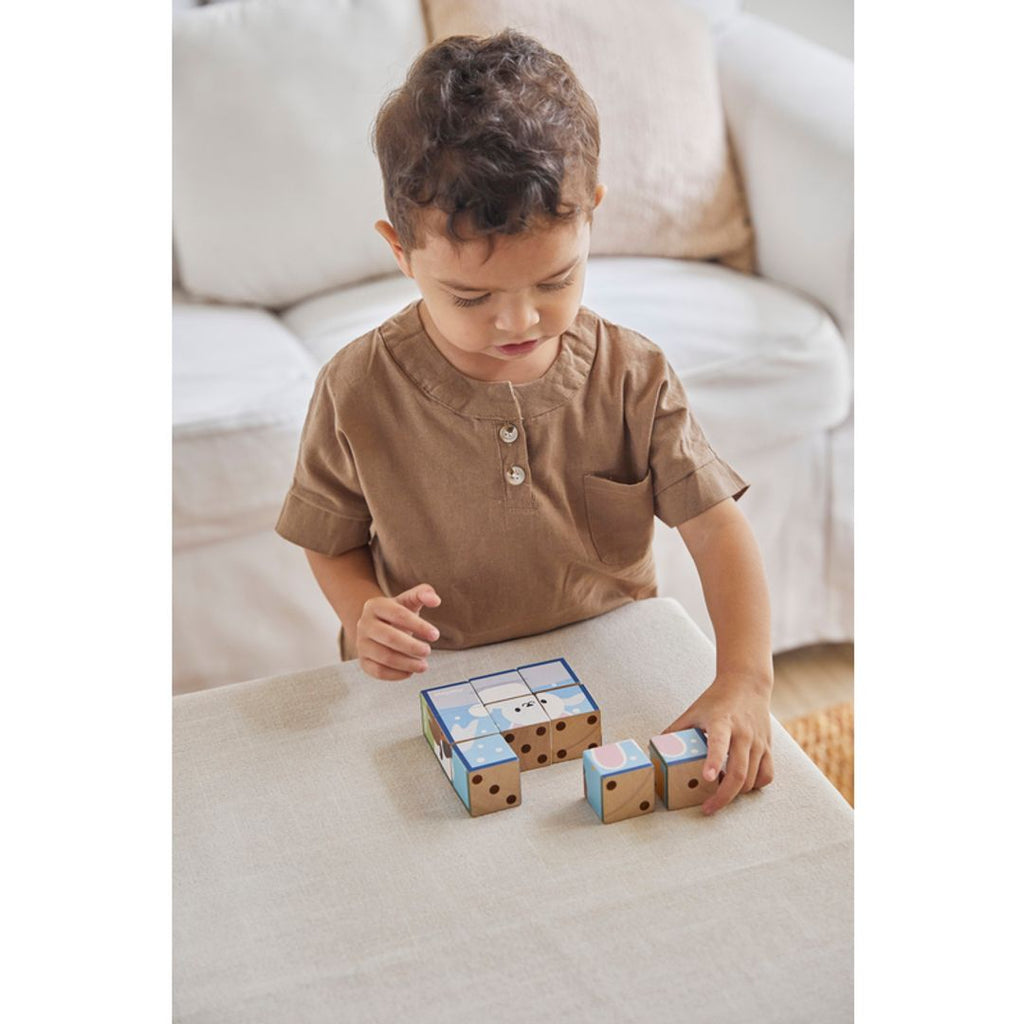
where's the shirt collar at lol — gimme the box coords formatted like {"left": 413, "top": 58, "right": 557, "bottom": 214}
{"left": 379, "top": 300, "right": 598, "bottom": 420}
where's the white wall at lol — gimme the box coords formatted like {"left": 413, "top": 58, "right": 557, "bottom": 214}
{"left": 743, "top": 0, "right": 853, "bottom": 59}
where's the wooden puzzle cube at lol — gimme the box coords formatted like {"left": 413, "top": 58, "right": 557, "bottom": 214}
{"left": 583, "top": 740, "right": 655, "bottom": 823}
{"left": 469, "top": 668, "right": 531, "bottom": 705}
{"left": 516, "top": 657, "right": 579, "bottom": 692}
{"left": 452, "top": 735, "right": 521, "bottom": 816}
{"left": 486, "top": 693, "right": 552, "bottom": 770}
{"left": 649, "top": 729, "right": 718, "bottom": 810}
{"left": 421, "top": 682, "right": 497, "bottom": 781}
{"left": 534, "top": 683, "right": 602, "bottom": 762}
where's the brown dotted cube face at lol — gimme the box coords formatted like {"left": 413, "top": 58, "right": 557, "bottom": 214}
{"left": 501, "top": 725, "right": 552, "bottom": 771}
{"left": 486, "top": 696, "right": 551, "bottom": 771}
{"left": 649, "top": 741, "right": 718, "bottom": 811}
{"left": 465, "top": 757, "right": 521, "bottom": 817}
{"left": 536, "top": 687, "right": 602, "bottom": 763}
{"left": 664, "top": 760, "right": 718, "bottom": 810}
{"left": 601, "top": 764, "right": 655, "bottom": 824}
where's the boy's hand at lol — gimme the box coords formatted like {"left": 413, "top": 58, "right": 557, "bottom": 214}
{"left": 356, "top": 584, "right": 442, "bottom": 681}
{"left": 663, "top": 671, "right": 774, "bottom": 815}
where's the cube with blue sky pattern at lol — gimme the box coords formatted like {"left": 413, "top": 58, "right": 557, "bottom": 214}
{"left": 452, "top": 734, "right": 521, "bottom": 816}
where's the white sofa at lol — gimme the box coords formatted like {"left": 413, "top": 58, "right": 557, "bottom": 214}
{"left": 172, "top": 0, "right": 853, "bottom": 694}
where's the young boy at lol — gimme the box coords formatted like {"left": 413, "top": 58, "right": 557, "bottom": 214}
{"left": 276, "top": 30, "right": 773, "bottom": 813}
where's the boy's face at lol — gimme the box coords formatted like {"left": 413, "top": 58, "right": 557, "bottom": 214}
{"left": 375, "top": 185, "right": 605, "bottom": 384}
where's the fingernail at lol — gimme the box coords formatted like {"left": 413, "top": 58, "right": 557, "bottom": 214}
{"left": 429, "top": 628, "right": 440, "bottom": 640}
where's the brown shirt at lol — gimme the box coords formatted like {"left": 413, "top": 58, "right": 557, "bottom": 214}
{"left": 276, "top": 300, "right": 747, "bottom": 649}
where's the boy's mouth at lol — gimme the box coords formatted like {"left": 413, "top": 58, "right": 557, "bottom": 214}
{"left": 496, "top": 338, "right": 541, "bottom": 356}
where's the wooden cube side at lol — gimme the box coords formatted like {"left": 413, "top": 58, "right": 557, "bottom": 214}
{"left": 600, "top": 764, "right": 655, "bottom": 823}
{"left": 549, "top": 708, "right": 601, "bottom": 763}
{"left": 498, "top": 723, "right": 552, "bottom": 771}
{"left": 537, "top": 683, "right": 602, "bottom": 763}
{"left": 452, "top": 736, "right": 522, "bottom": 817}
{"left": 666, "top": 760, "right": 718, "bottom": 810}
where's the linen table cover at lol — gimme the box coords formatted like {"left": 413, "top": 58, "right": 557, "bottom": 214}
{"left": 173, "top": 598, "right": 853, "bottom": 1022}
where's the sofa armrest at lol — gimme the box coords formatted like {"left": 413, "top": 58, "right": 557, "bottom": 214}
{"left": 716, "top": 15, "right": 854, "bottom": 348}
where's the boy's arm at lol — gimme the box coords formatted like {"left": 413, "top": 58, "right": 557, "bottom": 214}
{"left": 669, "top": 497, "right": 775, "bottom": 814}
{"left": 305, "top": 547, "right": 441, "bottom": 680}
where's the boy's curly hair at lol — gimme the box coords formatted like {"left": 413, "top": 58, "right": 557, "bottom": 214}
{"left": 373, "top": 29, "right": 601, "bottom": 255}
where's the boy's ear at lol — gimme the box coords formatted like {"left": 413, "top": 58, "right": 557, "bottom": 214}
{"left": 374, "top": 220, "right": 413, "bottom": 277}
{"left": 594, "top": 183, "right": 607, "bottom": 209}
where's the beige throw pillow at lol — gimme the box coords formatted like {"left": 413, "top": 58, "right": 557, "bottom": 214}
{"left": 424, "top": 0, "right": 755, "bottom": 272}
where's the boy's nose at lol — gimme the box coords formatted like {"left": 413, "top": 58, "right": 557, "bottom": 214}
{"left": 494, "top": 297, "right": 541, "bottom": 337}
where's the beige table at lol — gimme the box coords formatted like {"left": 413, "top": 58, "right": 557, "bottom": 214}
{"left": 174, "top": 599, "right": 853, "bottom": 1023}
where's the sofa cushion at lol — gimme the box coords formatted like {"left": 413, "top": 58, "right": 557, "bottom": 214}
{"left": 173, "top": 297, "right": 319, "bottom": 548}
{"left": 281, "top": 258, "right": 850, "bottom": 458}
{"left": 582, "top": 258, "right": 850, "bottom": 456}
{"left": 424, "top": 0, "right": 754, "bottom": 272}
{"left": 279, "top": 273, "right": 422, "bottom": 365}
{"left": 173, "top": 0, "right": 427, "bottom": 307}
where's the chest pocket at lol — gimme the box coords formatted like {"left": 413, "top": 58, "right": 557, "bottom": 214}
{"left": 583, "top": 471, "right": 655, "bottom": 567}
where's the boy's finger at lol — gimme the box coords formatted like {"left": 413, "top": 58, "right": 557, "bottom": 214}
{"left": 362, "top": 638, "right": 428, "bottom": 676}
{"left": 753, "top": 749, "right": 775, "bottom": 790}
{"left": 743, "top": 745, "right": 763, "bottom": 792}
{"left": 365, "top": 621, "right": 432, "bottom": 661}
{"left": 375, "top": 601, "right": 440, "bottom": 642}
{"left": 359, "top": 656, "right": 413, "bottom": 681}
{"left": 395, "top": 584, "right": 442, "bottom": 615}
{"left": 703, "top": 749, "right": 749, "bottom": 815}
{"left": 703, "top": 723, "right": 731, "bottom": 782}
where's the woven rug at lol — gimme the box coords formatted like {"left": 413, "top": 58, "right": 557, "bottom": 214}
{"left": 783, "top": 701, "right": 854, "bottom": 806}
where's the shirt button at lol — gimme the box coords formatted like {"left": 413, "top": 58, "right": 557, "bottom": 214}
{"left": 499, "top": 424, "right": 519, "bottom": 444}
{"left": 506, "top": 465, "right": 526, "bottom": 486}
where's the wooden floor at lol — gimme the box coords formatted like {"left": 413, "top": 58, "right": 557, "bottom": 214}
{"left": 770, "top": 643, "right": 854, "bottom": 722}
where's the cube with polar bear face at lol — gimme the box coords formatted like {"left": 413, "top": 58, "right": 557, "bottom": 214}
{"left": 533, "top": 684, "right": 601, "bottom": 763}
{"left": 485, "top": 693, "right": 552, "bottom": 770}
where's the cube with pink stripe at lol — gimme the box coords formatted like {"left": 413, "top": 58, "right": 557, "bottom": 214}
{"left": 582, "top": 739, "right": 655, "bottom": 823}
{"left": 649, "top": 728, "right": 719, "bottom": 810}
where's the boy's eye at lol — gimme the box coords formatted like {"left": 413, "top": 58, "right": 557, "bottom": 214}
{"left": 538, "top": 276, "right": 574, "bottom": 292}
{"left": 449, "top": 276, "right": 575, "bottom": 308}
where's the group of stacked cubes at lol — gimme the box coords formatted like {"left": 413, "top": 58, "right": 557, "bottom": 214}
{"left": 420, "top": 657, "right": 720, "bottom": 822}
{"left": 420, "top": 658, "right": 601, "bottom": 817}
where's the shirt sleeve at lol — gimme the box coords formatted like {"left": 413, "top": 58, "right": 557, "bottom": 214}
{"left": 648, "top": 357, "right": 749, "bottom": 527}
{"left": 275, "top": 367, "right": 373, "bottom": 556}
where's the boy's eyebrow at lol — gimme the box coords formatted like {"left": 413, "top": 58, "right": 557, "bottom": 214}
{"left": 438, "top": 257, "right": 580, "bottom": 293}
